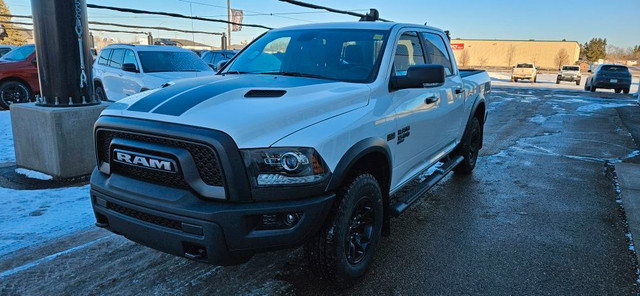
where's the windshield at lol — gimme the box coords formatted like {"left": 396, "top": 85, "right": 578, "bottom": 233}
{"left": 562, "top": 66, "right": 579, "bottom": 71}
{"left": 516, "top": 64, "right": 533, "bottom": 68}
{"left": 1, "top": 44, "right": 35, "bottom": 61}
{"left": 223, "top": 29, "right": 388, "bottom": 83}
{"left": 138, "top": 51, "right": 211, "bottom": 73}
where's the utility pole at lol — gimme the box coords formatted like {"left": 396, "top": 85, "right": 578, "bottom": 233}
{"left": 227, "top": 0, "right": 231, "bottom": 48}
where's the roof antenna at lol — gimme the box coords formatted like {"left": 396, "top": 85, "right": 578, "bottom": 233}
{"left": 359, "top": 8, "right": 379, "bottom": 21}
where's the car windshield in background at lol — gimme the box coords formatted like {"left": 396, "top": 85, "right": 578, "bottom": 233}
{"left": 1, "top": 44, "right": 35, "bottom": 61}
{"left": 137, "top": 51, "right": 211, "bottom": 73}
{"left": 562, "top": 66, "right": 579, "bottom": 71}
{"left": 223, "top": 29, "right": 388, "bottom": 83}
{"left": 601, "top": 65, "right": 629, "bottom": 72}
{"left": 516, "top": 64, "right": 533, "bottom": 68}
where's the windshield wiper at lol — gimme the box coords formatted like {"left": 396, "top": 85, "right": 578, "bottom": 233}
{"left": 259, "top": 71, "right": 333, "bottom": 80}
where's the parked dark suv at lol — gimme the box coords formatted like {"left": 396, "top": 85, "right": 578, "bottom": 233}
{"left": 585, "top": 64, "right": 632, "bottom": 94}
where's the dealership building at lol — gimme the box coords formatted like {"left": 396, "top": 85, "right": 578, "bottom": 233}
{"left": 450, "top": 39, "right": 581, "bottom": 70}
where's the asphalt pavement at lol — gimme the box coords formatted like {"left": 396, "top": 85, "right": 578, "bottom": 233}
{"left": 1, "top": 85, "right": 639, "bottom": 295}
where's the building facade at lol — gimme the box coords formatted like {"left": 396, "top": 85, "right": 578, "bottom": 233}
{"left": 451, "top": 39, "right": 581, "bottom": 70}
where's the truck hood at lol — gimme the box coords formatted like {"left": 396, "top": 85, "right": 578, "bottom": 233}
{"left": 102, "top": 74, "right": 371, "bottom": 148}
{"left": 145, "top": 71, "right": 215, "bottom": 81}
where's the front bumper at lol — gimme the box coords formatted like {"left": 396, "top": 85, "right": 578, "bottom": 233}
{"left": 91, "top": 169, "right": 335, "bottom": 265}
{"left": 558, "top": 75, "right": 581, "bottom": 81}
{"left": 512, "top": 75, "right": 534, "bottom": 80}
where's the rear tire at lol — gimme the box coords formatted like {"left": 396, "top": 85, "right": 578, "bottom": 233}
{"left": 623, "top": 88, "right": 630, "bottom": 94}
{"left": 0, "top": 81, "right": 32, "bottom": 109}
{"left": 556, "top": 79, "right": 560, "bottom": 84}
{"left": 590, "top": 84, "right": 596, "bottom": 92}
{"left": 615, "top": 89, "right": 621, "bottom": 94}
{"left": 454, "top": 117, "right": 482, "bottom": 175}
{"left": 305, "top": 173, "right": 383, "bottom": 288}
{"left": 575, "top": 80, "right": 580, "bottom": 86}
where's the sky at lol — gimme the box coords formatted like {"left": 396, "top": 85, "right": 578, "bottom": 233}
{"left": 5, "top": 0, "right": 639, "bottom": 48}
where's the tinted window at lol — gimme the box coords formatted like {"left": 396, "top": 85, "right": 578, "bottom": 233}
{"left": 213, "top": 53, "right": 229, "bottom": 64}
{"left": 98, "top": 49, "right": 111, "bottom": 66}
{"left": 224, "top": 29, "right": 388, "bottom": 83}
{"left": 123, "top": 50, "right": 139, "bottom": 70}
{"left": 137, "top": 51, "right": 211, "bottom": 73}
{"left": 202, "top": 52, "right": 213, "bottom": 64}
{"left": 516, "top": 64, "right": 534, "bottom": 68}
{"left": 393, "top": 32, "right": 425, "bottom": 76}
{"left": 1, "top": 44, "right": 35, "bottom": 61}
{"left": 109, "top": 49, "right": 125, "bottom": 69}
{"left": 601, "top": 65, "right": 629, "bottom": 72}
{"left": 0, "top": 48, "right": 12, "bottom": 56}
{"left": 421, "top": 32, "right": 453, "bottom": 76}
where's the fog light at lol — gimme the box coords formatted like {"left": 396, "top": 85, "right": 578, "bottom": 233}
{"left": 283, "top": 213, "right": 300, "bottom": 226}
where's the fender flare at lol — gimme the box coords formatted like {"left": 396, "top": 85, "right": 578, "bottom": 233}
{"left": 326, "top": 137, "right": 392, "bottom": 192}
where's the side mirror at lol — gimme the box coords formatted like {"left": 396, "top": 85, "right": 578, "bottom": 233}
{"left": 208, "top": 63, "right": 217, "bottom": 71}
{"left": 122, "top": 63, "right": 139, "bottom": 73}
{"left": 216, "top": 59, "right": 229, "bottom": 72}
{"left": 31, "top": 59, "right": 37, "bottom": 66}
{"left": 390, "top": 64, "right": 445, "bottom": 90}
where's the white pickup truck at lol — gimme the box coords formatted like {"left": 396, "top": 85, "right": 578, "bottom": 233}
{"left": 511, "top": 63, "right": 537, "bottom": 83}
{"left": 90, "top": 21, "right": 490, "bottom": 286}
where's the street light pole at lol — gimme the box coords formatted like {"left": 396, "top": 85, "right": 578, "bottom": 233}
{"left": 227, "top": 0, "right": 231, "bottom": 48}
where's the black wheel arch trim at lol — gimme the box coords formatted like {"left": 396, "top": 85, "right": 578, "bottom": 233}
{"left": 0, "top": 77, "right": 33, "bottom": 92}
{"left": 326, "top": 137, "right": 392, "bottom": 192}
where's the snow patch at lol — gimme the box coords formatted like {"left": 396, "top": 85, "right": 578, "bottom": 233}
{"left": 529, "top": 115, "right": 547, "bottom": 124}
{"left": 0, "top": 111, "right": 15, "bottom": 163}
{"left": 577, "top": 103, "right": 636, "bottom": 114}
{"left": 15, "top": 168, "right": 53, "bottom": 180}
{"left": 0, "top": 185, "right": 93, "bottom": 256}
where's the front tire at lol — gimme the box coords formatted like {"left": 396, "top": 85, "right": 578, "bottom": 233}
{"left": 95, "top": 85, "right": 107, "bottom": 101}
{"left": 590, "top": 84, "right": 596, "bottom": 92}
{"left": 0, "top": 81, "right": 32, "bottom": 109}
{"left": 454, "top": 117, "right": 482, "bottom": 174}
{"left": 623, "top": 88, "right": 630, "bottom": 94}
{"left": 615, "top": 89, "right": 621, "bottom": 94}
{"left": 305, "top": 173, "right": 383, "bottom": 288}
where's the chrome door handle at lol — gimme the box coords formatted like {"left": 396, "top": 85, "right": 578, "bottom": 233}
{"left": 424, "top": 96, "right": 439, "bottom": 104}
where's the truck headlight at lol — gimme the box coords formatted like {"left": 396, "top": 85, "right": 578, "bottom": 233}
{"left": 241, "top": 148, "right": 330, "bottom": 186}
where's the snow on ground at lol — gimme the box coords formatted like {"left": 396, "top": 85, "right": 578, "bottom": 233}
{"left": 0, "top": 184, "right": 93, "bottom": 256}
{"left": 489, "top": 71, "right": 640, "bottom": 93}
{"left": 14, "top": 168, "right": 53, "bottom": 180}
{"left": 0, "top": 111, "right": 15, "bottom": 163}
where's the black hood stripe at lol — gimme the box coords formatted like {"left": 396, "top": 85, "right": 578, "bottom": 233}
{"left": 134, "top": 75, "right": 334, "bottom": 116}
{"left": 127, "top": 78, "right": 212, "bottom": 112}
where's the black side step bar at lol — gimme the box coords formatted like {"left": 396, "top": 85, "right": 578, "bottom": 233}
{"left": 389, "top": 155, "right": 464, "bottom": 217}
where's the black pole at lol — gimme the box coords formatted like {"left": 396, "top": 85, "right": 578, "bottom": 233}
{"left": 31, "top": 0, "right": 97, "bottom": 106}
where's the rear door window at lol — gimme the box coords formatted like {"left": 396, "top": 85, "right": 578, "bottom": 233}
{"left": 109, "top": 49, "right": 125, "bottom": 69}
{"left": 202, "top": 52, "right": 213, "bottom": 64}
{"left": 421, "top": 32, "right": 454, "bottom": 76}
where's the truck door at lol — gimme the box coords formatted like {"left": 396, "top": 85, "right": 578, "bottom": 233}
{"left": 419, "top": 31, "right": 465, "bottom": 148}
{"left": 389, "top": 31, "right": 446, "bottom": 188}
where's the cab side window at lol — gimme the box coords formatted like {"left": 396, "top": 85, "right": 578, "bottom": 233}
{"left": 393, "top": 32, "right": 425, "bottom": 76}
{"left": 123, "top": 50, "right": 139, "bottom": 71}
{"left": 421, "top": 33, "right": 454, "bottom": 76}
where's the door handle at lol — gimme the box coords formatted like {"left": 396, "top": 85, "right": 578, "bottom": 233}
{"left": 424, "top": 96, "right": 439, "bottom": 104}
{"left": 455, "top": 88, "right": 465, "bottom": 94}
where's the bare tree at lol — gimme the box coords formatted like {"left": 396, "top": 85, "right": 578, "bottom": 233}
{"left": 505, "top": 45, "right": 516, "bottom": 67}
{"left": 554, "top": 48, "right": 569, "bottom": 69}
{"left": 606, "top": 45, "right": 628, "bottom": 64}
{"left": 478, "top": 56, "right": 488, "bottom": 67}
{"left": 459, "top": 49, "right": 470, "bottom": 68}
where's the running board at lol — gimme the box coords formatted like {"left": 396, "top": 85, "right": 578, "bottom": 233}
{"left": 389, "top": 155, "right": 464, "bottom": 217}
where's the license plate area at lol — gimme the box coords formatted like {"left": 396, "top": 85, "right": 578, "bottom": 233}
{"left": 610, "top": 79, "right": 618, "bottom": 83}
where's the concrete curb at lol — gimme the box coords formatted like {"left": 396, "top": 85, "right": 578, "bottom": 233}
{"left": 615, "top": 162, "right": 640, "bottom": 267}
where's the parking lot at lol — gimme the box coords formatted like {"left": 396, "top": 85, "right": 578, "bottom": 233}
{"left": 1, "top": 79, "right": 638, "bottom": 295}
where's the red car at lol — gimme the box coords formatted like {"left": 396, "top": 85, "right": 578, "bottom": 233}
{"left": 0, "top": 44, "right": 38, "bottom": 109}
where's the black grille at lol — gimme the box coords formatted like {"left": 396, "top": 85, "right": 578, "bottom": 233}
{"left": 96, "top": 130, "right": 224, "bottom": 187}
{"left": 107, "top": 202, "right": 182, "bottom": 230}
